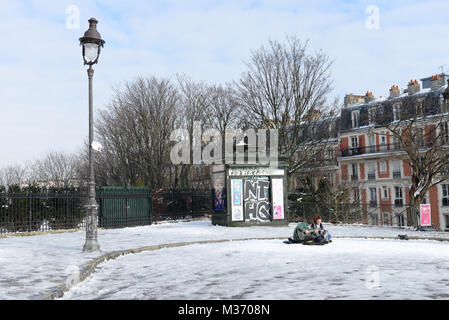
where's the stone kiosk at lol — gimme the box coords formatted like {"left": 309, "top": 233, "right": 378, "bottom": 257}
{"left": 211, "top": 158, "right": 289, "bottom": 227}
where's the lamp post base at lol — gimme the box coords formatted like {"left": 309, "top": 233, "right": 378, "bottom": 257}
{"left": 83, "top": 239, "right": 101, "bottom": 252}
{"left": 83, "top": 199, "right": 101, "bottom": 253}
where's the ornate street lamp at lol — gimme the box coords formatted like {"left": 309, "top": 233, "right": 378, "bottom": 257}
{"left": 80, "top": 18, "right": 105, "bottom": 252}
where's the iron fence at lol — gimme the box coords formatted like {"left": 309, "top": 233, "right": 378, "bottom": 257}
{"left": 289, "top": 201, "right": 412, "bottom": 227}
{"left": 0, "top": 186, "right": 212, "bottom": 234}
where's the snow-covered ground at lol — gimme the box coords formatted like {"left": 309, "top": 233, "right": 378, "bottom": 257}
{"left": 1, "top": 220, "right": 449, "bottom": 300}
{"left": 62, "top": 239, "right": 449, "bottom": 300}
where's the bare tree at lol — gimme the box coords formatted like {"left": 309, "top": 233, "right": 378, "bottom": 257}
{"left": 0, "top": 164, "right": 30, "bottom": 189}
{"left": 176, "top": 74, "right": 210, "bottom": 189}
{"left": 205, "top": 82, "right": 241, "bottom": 161}
{"left": 237, "top": 36, "right": 338, "bottom": 181}
{"left": 95, "top": 76, "right": 179, "bottom": 188}
{"left": 31, "top": 151, "right": 79, "bottom": 188}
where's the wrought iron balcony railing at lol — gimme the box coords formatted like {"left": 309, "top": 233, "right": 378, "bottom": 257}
{"left": 339, "top": 143, "right": 403, "bottom": 158}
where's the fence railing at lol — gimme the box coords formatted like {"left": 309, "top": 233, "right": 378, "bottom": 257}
{"left": 289, "top": 202, "right": 411, "bottom": 227}
{"left": 0, "top": 186, "right": 212, "bottom": 234}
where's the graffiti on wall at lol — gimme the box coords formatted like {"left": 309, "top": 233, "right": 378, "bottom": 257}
{"left": 213, "top": 173, "right": 225, "bottom": 211}
{"left": 243, "top": 177, "right": 271, "bottom": 222}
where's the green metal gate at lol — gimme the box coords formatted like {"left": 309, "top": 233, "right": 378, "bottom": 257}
{"left": 98, "top": 187, "right": 151, "bottom": 229}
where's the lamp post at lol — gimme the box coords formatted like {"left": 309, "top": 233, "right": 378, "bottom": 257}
{"left": 80, "top": 18, "right": 105, "bottom": 252}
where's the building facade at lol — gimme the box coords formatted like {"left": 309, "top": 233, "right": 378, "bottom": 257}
{"left": 295, "top": 73, "right": 449, "bottom": 231}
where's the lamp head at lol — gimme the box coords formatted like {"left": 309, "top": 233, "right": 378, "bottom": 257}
{"left": 79, "top": 18, "right": 105, "bottom": 65}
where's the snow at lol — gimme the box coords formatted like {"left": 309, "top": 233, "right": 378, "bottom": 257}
{"left": 62, "top": 239, "right": 449, "bottom": 300}
{"left": 1, "top": 220, "right": 449, "bottom": 300}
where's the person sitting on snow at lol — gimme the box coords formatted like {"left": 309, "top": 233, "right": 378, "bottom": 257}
{"left": 310, "top": 214, "right": 331, "bottom": 242}
{"left": 291, "top": 221, "right": 315, "bottom": 243}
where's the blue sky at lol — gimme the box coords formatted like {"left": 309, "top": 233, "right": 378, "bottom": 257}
{"left": 1, "top": 0, "right": 449, "bottom": 167}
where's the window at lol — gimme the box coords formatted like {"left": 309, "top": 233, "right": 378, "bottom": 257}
{"left": 351, "top": 136, "right": 360, "bottom": 155}
{"left": 442, "top": 184, "right": 449, "bottom": 206}
{"left": 445, "top": 215, "right": 449, "bottom": 231}
{"left": 351, "top": 111, "right": 360, "bottom": 128}
{"left": 368, "top": 162, "right": 376, "bottom": 180}
{"left": 416, "top": 99, "right": 423, "bottom": 117}
{"left": 353, "top": 188, "right": 360, "bottom": 204}
{"left": 369, "top": 188, "right": 377, "bottom": 206}
{"left": 367, "top": 133, "right": 375, "bottom": 153}
{"left": 393, "top": 160, "right": 401, "bottom": 178}
{"left": 368, "top": 108, "right": 376, "bottom": 125}
{"left": 392, "top": 129, "right": 402, "bottom": 150}
{"left": 395, "top": 187, "right": 403, "bottom": 207}
{"left": 326, "top": 148, "right": 335, "bottom": 165}
{"left": 393, "top": 103, "right": 401, "bottom": 121}
{"left": 442, "top": 94, "right": 449, "bottom": 113}
{"left": 379, "top": 161, "right": 387, "bottom": 174}
{"left": 371, "top": 213, "right": 379, "bottom": 225}
{"left": 379, "top": 132, "right": 387, "bottom": 151}
{"left": 351, "top": 136, "right": 358, "bottom": 148}
{"left": 415, "top": 126, "right": 425, "bottom": 147}
{"left": 397, "top": 214, "right": 404, "bottom": 227}
{"left": 441, "top": 122, "right": 449, "bottom": 144}
{"left": 382, "top": 186, "right": 388, "bottom": 200}
{"left": 351, "top": 163, "right": 358, "bottom": 180}
{"left": 329, "top": 122, "right": 335, "bottom": 135}
{"left": 383, "top": 212, "right": 390, "bottom": 226}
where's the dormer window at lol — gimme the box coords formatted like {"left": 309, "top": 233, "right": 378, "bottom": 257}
{"left": 442, "top": 93, "right": 449, "bottom": 113}
{"left": 368, "top": 107, "right": 376, "bottom": 125}
{"left": 416, "top": 99, "right": 423, "bottom": 117}
{"left": 329, "top": 121, "right": 335, "bottom": 135}
{"left": 351, "top": 110, "right": 360, "bottom": 128}
{"left": 442, "top": 122, "right": 449, "bottom": 144}
{"left": 393, "top": 103, "right": 401, "bottom": 121}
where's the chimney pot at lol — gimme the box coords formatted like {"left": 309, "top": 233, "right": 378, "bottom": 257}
{"left": 390, "top": 85, "right": 400, "bottom": 98}
{"left": 408, "top": 79, "right": 421, "bottom": 95}
{"left": 431, "top": 74, "right": 444, "bottom": 90}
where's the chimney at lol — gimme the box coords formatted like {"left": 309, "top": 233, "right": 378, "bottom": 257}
{"left": 408, "top": 79, "right": 421, "bottom": 95}
{"left": 389, "top": 85, "right": 400, "bottom": 99}
{"left": 431, "top": 74, "right": 444, "bottom": 90}
{"left": 364, "top": 91, "right": 375, "bottom": 103}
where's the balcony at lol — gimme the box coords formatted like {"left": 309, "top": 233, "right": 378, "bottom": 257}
{"left": 369, "top": 200, "right": 377, "bottom": 208}
{"left": 368, "top": 173, "right": 376, "bottom": 180}
{"left": 339, "top": 143, "right": 403, "bottom": 158}
{"left": 393, "top": 171, "right": 401, "bottom": 179}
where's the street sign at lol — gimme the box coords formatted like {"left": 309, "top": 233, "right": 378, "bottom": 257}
{"left": 91, "top": 141, "right": 102, "bottom": 152}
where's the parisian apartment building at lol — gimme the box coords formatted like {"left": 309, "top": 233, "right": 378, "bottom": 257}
{"left": 296, "top": 73, "right": 449, "bottom": 231}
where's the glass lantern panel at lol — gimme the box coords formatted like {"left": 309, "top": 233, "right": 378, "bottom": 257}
{"left": 84, "top": 43, "right": 99, "bottom": 63}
